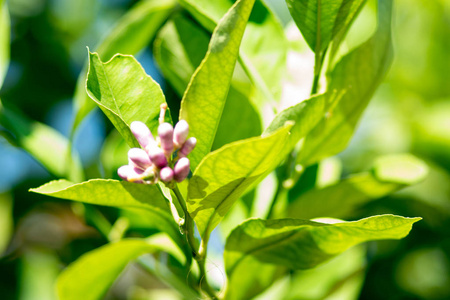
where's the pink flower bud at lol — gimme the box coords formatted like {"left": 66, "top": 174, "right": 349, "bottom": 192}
{"left": 178, "top": 137, "right": 197, "bottom": 157}
{"left": 130, "top": 121, "right": 155, "bottom": 149}
{"left": 159, "top": 166, "right": 174, "bottom": 182}
{"left": 174, "top": 157, "right": 190, "bottom": 182}
{"left": 117, "top": 165, "right": 144, "bottom": 183}
{"left": 128, "top": 148, "right": 152, "bottom": 170}
{"left": 146, "top": 144, "right": 168, "bottom": 168}
{"left": 158, "top": 122, "right": 174, "bottom": 155}
{"left": 173, "top": 120, "right": 189, "bottom": 148}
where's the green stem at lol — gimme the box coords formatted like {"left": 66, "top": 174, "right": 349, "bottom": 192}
{"left": 172, "top": 185, "right": 198, "bottom": 257}
{"left": 171, "top": 184, "right": 218, "bottom": 298}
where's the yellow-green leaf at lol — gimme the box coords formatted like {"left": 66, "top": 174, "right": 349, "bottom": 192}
{"left": 187, "top": 125, "right": 292, "bottom": 245}
{"left": 225, "top": 215, "right": 421, "bottom": 276}
{"left": 72, "top": 0, "right": 175, "bottom": 132}
{"left": 179, "top": 0, "right": 256, "bottom": 170}
{"left": 86, "top": 52, "right": 168, "bottom": 148}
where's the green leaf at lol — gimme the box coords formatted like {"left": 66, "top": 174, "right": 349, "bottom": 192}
{"left": 57, "top": 237, "right": 182, "bottom": 300}
{"left": 186, "top": 124, "right": 293, "bottom": 245}
{"left": 225, "top": 215, "right": 421, "bottom": 275}
{"left": 298, "top": 0, "right": 393, "bottom": 166}
{"left": 285, "top": 0, "right": 366, "bottom": 53}
{"left": 0, "top": 192, "right": 13, "bottom": 254}
{"left": 0, "top": 0, "right": 9, "bottom": 88}
{"left": 30, "top": 179, "right": 169, "bottom": 213}
{"left": 154, "top": 15, "right": 261, "bottom": 150}
{"left": 178, "top": 0, "right": 287, "bottom": 104}
{"left": 86, "top": 52, "right": 168, "bottom": 148}
{"left": 72, "top": 0, "right": 175, "bottom": 132}
{"left": 288, "top": 154, "right": 428, "bottom": 219}
{"left": 180, "top": 0, "right": 256, "bottom": 171}
{"left": 284, "top": 245, "right": 366, "bottom": 300}
{"left": 0, "top": 104, "right": 83, "bottom": 181}
{"left": 224, "top": 258, "right": 285, "bottom": 300}
{"left": 265, "top": 93, "right": 327, "bottom": 154}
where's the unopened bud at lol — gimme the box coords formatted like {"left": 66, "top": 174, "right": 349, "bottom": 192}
{"left": 174, "top": 157, "right": 190, "bottom": 182}
{"left": 130, "top": 121, "right": 155, "bottom": 149}
{"left": 173, "top": 120, "right": 189, "bottom": 148}
{"left": 178, "top": 137, "right": 197, "bottom": 157}
{"left": 158, "top": 122, "right": 174, "bottom": 155}
{"left": 159, "top": 166, "right": 174, "bottom": 182}
{"left": 128, "top": 148, "right": 152, "bottom": 170}
{"left": 146, "top": 144, "right": 168, "bottom": 168}
{"left": 117, "top": 165, "right": 144, "bottom": 183}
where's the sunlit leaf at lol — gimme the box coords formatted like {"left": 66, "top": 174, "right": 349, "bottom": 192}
{"left": 154, "top": 15, "right": 261, "bottom": 151}
{"left": 0, "top": 192, "right": 12, "bottom": 254}
{"left": 265, "top": 94, "right": 327, "bottom": 154}
{"left": 180, "top": 0, "right": 256, "bottom": 171}
{"left": 57, "top": 237, "right": 182, "bottom": 300}
{"left": 187, "top": 125, "right": 292, "bottom": 245}
{"left": 288, "top": 154, "right": 428, "bottom": 219}
{"left": 0, "top": 105, "right": 83, "bottom": 181}
{"left": 225, "top": 215, "right": 420, "bottom": 276}
{"left": 285, "top": 0, "right": 366, "bottom": 53}
{"left": 178, "top": 0, "right": 287, "bottom": 104}
{"left": 86, "top": 52, "right": 168, "bottom": 148}
{"left": 299, "top": 0, "right": 393, "bottom": 166}
{"left": 30, "top": 179, "right": 169, "bottom": 213}
{"left": 72, "top": 0, "right": 175, "bottom": 131}
{"left": 0, "top": 0, "right": 9, "bottom": 88}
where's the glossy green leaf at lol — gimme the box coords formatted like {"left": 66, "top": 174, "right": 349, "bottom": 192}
{"left": 30, "top": 179, "right": 169, "bottom": 213}
{"left": 178, "top": 0, "right": 287, "bottom": 104}
{"left": 180, "top": 0, "right": 256, "bottom": 171}
{"left": 286, "top": 0, "right": 366, "bottom": 53}
{"left": 225, "top": 215, "right": 420, "bottom": 276}
{"left": 57, "top": 237, "right": 181, "bottom": 300}
{"left": 0, "top": 104, "right": 83, "bottom": 181}
{"left": 86, "top": 52, "right": 168, "bottom": 148}
{"left": 186, "top": 125, "right": 292, "bottom": 244}
{"left": 265, "top": 93, "right": 327, "bottom": 154}
{"left": 72, "top": 0, "right": 175, "bottom": 131}
{"left": 288, "top": 154, "right": 428, "bottom": 219}
{"left": 298, "top": 0, "right": 393, "bottom": 166}
{"left": 0, "top": 0, "right": 9, "bottom": 88}
{"left": 154, "top": 15, "right": 261, "bottom": 150}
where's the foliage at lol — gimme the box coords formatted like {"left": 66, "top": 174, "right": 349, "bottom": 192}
{"left": 2, "top": 0, "right": 448, "bottom": 299}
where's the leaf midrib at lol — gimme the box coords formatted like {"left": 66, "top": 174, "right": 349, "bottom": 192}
{"left": 197, "top": 129, "right": 289, "bottom": 239}
{"left": 98, "top": 57, "right": 124, "bottom": 120}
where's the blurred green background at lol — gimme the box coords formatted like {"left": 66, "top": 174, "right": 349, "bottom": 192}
{"left": 0, "top": 0, "right": 449, "bottom": 299}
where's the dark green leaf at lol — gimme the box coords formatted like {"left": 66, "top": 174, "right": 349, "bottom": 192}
{"left": 298, "top": 0, "right": 393, "bottom": 166}
{"left": 179, "top": 0, "right": 256, "bottom": 171}
{"left": 285, "top": 0, "right": 366, "bottom": 53}
{"left": 186, "top": 124, "right": 292, "bottom": 245}
{"left": 86, "top": 52, "right": 168, "bottom": 148}
{"left": 72, "top": 0, "right": 175, "bottom": 131}
{"left": 225, "top": 215, "right": 420, "bottom": 274}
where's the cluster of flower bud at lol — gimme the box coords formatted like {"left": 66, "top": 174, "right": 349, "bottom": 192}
{"left": 118, "top": 106, "right": 196, "bottom": 185}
